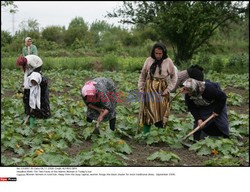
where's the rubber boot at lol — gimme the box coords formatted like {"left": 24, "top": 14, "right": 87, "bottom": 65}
{"left": 143, "top": 124, "right": 151, "bottom": 134}
{"left": 29, "top": 116, "right": 35, "bottom": 128}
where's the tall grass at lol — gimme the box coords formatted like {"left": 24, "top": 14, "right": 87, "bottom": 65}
{"left": 1, "top": 53, "right": 247, "bottom": 74}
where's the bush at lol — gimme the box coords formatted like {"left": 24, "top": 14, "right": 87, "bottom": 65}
{"left": 212, "top": 56, "right": 224, "bottom": 73}
{"left": 101, "top": 54, "right": 120, "bottom": 71}
{"left": 226, "top": 54, "right": 248, "bottom": 73}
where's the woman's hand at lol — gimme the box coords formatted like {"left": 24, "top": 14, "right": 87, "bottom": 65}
{"left": 212, "top": 112, "right": 219, "bottom": 117}
{"left": 98, "top": 108, "right": 105, "bottom": 114}
{"left": 197, "top": 119, "right": 203, "bottom": 127}
{"left": 97, "top": 109, "right": 109, "bottom": 123}
{"left": 97, "top": 114, "right": 104, "bottom": 122}
{"left": 161, "top": 89, "right": 169, "bottom": 97}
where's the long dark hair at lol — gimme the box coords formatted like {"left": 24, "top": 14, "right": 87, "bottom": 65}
{"left": 149, "top": 42, "right": 168, "bottom": 78}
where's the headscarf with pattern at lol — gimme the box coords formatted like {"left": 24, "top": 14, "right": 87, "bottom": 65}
{"left": 183, "top": 78, "right": 205, "bottom": 97}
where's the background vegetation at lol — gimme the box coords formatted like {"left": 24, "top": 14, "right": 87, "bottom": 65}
{"left": 1, "top": 1, "right": 249, "bottom": 74}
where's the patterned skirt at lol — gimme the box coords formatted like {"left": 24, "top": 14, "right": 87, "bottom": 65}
{"left": 139, "top": 77, "right": 170, "bottom": 127}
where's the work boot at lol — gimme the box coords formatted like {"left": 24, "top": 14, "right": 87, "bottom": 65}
{"left": 143, "top": 125, "right": 151, "bottom": 134}
{"left": 29, "top": 116, "right": 35, "bottom": 128}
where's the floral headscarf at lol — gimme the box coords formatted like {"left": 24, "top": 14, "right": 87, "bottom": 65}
{"left": 183, "top": 78, "right": 205, "bottom": 97}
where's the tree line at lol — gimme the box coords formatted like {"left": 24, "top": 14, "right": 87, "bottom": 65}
{"left": 1, "top": 1, "right": 249, "bottom": 67}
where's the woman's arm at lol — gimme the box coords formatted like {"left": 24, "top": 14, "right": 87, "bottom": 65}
{"left": 138, "top": 58, "right": 150, "bottom": 92}
{"left": 203, "top": 83, "right": 227, "bottom": 115}
{"left": 88, "top": 103, "right": 103, "bottom": 113}
{"left": 97, "top": 109, "right": 109, "bottom": 122}
{"left": 31, "top": 45, "right": 38, "bottom": 55}
{"left": 166, "top": 58, "right": 178, "bottom": 93}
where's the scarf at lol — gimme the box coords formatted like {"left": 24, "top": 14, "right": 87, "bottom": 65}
{"left": 182, "top": 78, "right": 213, "bottom": 106}
{"left": 28, "top": 72, "right": 42, "bottom": 109}
{"left": 81, "top": 81, "right": 97, "bottom": 97}
{"left": 183, "top": 78, "right": 205, "bottom": 97}
{"left": 25, "top": 37, "right": 32, "bottom": 54}
{"left": 149, "top": 42, "right": 168, "bottom": 79}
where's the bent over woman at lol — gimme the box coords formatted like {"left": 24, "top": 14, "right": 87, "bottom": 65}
{"left": 181, "top": 78, "right": 229, "bottom": 141}
{"left": 16, "top": 55, "right": 51, "bottom": 127}
{"left": 81, "top": 77, "right": 117, "bottom": 133}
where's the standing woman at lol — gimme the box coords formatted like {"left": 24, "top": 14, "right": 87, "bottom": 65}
{"left": 22, "top": 37, "right": 38, "bottom": 56}
{"left": 138, "top": 42, "right": 177, "bottom": 134}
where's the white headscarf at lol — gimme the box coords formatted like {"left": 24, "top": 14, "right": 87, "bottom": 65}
{"left": 25, "top": 37, "right": 32, "bottom": 54}
{"left": 28, "top": 72, "right": 42, "bottom": 109}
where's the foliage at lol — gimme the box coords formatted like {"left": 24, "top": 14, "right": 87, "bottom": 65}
{"left": 227, "top": 92, "right": 243, "bottom": 106}
{"left": 203, "top": 156, "right": 243, "bottom": 166}
{"left": 1, "top": 1, "right": 18, "bottom": 13}
{"left": 1, "top": 69, "right": 248, "bottom": 166}
{"left": 147, "top": 150, "right": 180, "bottom": 163}
{"left": 225, "top": 53, "right": 249, "bottom": 73}
{"left": 41, "top": 26, "right": 66, "bottom": 44}
{"left": 101, "top": 54, "right": 120, "bottom": 71}
{"left": 228, "top": 110, "right": 249, "bottom": 137}
{"left": 189, "top": 137, "right": 242, "bottom": 156}
{"left": 107, "top": 1, "right": 246, "bottom": 65}
{"left": 1, "top": 30, "right": 12, "bottom": 47}
{"left": 64, "top": 17, "right": 90, "bottom": 47}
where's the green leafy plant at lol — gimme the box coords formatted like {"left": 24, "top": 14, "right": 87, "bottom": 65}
{"left": 227, "top": 92, "right": 243, "bottom": 106}
{"left": 189, "top": 137, "right": 241, "bottom": 156}
{"left": 147, "top": 150, "right": 180, "bottom": 163}
{"left": 203, "top": 156, "right": 242, "bottom": 166}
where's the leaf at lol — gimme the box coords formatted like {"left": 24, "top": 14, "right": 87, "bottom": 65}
{"left": 197, "top": 146, "right": 211, "bottom": 156}
{"left": 147, "top": 150, "right": 180, "bottom": 163}
{"left": 35, "top": 152, "right": 71, "bottom": 166}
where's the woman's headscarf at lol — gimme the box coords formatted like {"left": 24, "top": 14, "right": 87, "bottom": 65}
{"left": 183, "top": 78, "right": 205, "bottom": 97}
{"left": 187, "top": 65, "right": 204, "bottom": 81}
{"left": 150, "top": 42, "right": 168, "bottom": 78}
{"left": 81, "top": 81, "right": 97, "bottom": 97}
{"left": 25, "top": 37, "right": 32, "bottom": 46}
{"left": 28, "top": 72, "right": 42, "bottom": 109}
{"left": 16, "top": 56, "right": 28, "bottom": 72}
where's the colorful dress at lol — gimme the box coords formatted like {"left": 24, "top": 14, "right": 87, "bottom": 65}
{"left": 138, "top": 57, "right": 177, "bottom": 127}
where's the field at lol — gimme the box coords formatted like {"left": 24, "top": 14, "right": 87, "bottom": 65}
{"left": 1, "top": 68, "right": 249, "bottom": 166}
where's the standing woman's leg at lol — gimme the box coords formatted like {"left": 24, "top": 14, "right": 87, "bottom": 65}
{"left": 23, "top": 89, "right": 30, "bottom": 115}
{"left": 109, "top": 118, "right": 116, "bottom": 131}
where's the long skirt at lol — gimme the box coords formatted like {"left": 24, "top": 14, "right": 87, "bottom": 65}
{"left": 139, "top": 77, "right": 170, "bottom": 127}
{"left": 193, "top": 104, "right": 229, "bottom": 140}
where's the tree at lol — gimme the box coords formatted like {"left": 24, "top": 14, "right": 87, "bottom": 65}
{"left": 64, "top": 17, "right": 89, "bottom": 47}
{"left": 90, "top": 20, "right": 111, "bottom": 45}
{"left": 1, "top": 30, "right": 12, "bottom": 47}
{"left": 107, "top": 1, "right": 246, "bottom": 65}
{"left": 17, "top": 18, "right": 40, "bottom": 39}
{"left": 42, "top": 25, "right": 65, "bottom": 44}
{"left": 19, "top": 18, "right": 40, "bottom": 32}
{"left": 1, "top": 1, "right": 18, "bottom": 13}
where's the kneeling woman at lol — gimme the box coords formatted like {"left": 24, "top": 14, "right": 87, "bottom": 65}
{"left": 181, "top": 78, "right": 229, "bottom": 141}
{"left": 81, "top": 77, "right": 117, "bottom": 132}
